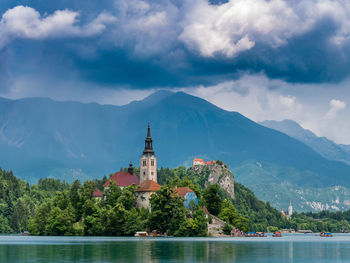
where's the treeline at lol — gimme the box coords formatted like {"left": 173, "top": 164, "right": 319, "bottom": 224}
{"left": 0, "top": 168, "right": 70, "bottom": 233}
{"left": 28, "top": 180, "right": 208, "bottom": 236}
{"left": 158, "top": 166, "right": 350, "bottom": 233}
{"left": 1, "top": 166, "right": 350, "bottom": 235}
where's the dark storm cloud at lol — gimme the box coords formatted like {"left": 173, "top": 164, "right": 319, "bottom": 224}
{"left": 2, "top": 0, "right": 350, "bottom": 93}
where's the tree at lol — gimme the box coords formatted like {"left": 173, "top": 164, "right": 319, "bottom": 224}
{"left": 203, "top": 184, "right": 222, "bottom": 216}
{"left": 149, "top": 186, "right": 187, "bottom": 236}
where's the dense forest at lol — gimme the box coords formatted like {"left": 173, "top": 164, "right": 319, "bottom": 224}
{"left": 1, "top": 166, "right": 350, "bottom": 235}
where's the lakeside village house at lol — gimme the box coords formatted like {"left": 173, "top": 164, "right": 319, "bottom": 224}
{"left": 93, "top": 124, "right": 199, "bottom": 210}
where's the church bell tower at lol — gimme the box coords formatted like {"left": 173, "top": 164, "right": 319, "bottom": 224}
{"left": 140, "top": 123, "right": 157, "bottom": 183}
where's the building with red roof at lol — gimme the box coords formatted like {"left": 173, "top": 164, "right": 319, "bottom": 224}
{"left": 193, "top": 158, "right": 205, "bottom": 166}
{"left": 136, "top": 180, "right": 161, "bottom": 192}
{"left": 103, "top": 162, "right": 139, "bottom": 189}
{"left": 135, "top": 180, "right": 161, "bottom": 210}
{"left": 93, "top": 188, "right": 103, "bottom": 201}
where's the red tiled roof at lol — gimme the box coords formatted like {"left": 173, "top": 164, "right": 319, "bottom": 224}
{"left": 135, "top": 180, "right": 161, "bottom": 192}
{"left": 103, "top": 172, "right": 140, "bottom": 187}
{"left": 193, "top": 158, "right": 204, "bottom": 163}
{"left": 173, "top": 187, "right": 194, "bottom": 198}
{"left": 93, "top": 188, "right": 103, "bottom": 197}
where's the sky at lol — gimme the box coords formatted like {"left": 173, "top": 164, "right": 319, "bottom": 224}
{"left": 0, "top": 0, "right": 350, "bottom": 144}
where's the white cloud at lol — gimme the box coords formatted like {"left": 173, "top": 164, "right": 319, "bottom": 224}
{"left": 180, "top": 0, "right": 304, "bottom": 57}
{"left": 103, "top": 0, "right": 350, "bottom": 58}
{"left": 325, "top": 99, "right": 347, "bottom": 119}
{"left": 0, "top": 6, "right": 116, "bottom": 49}
{"left": 182, "top": 73, "right": 350, "bottom": 144}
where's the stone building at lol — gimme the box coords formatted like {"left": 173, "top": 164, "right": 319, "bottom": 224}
{"left": 135, "top": 180, "right": 161, "bottom": 209}
{"left": 140, "top": 123, "right": 157, "bottom": 183}
{"left": 136, "top": 124, "right": 160, "bottom": 209}
{"left": 282, "top": 201, "right": 293, "bottom": 219}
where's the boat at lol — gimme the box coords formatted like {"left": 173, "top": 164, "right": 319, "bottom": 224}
{"left": 150, "top": 230, "right": 162, "bottom": 237}
{"left": 320, "top": 232, "right": 333, "bottom": 237}
{"left": 257, "top": 232, "right": 266, "bottom": 237}
{"left": 246, "top": 232, "right": 258, "bottom": 237}
{"left": 272, "top": 232, "right": 282, "bottom": 237}
{"left": 21, "top": 231, "right": 30, "bottom": 236}
{"left": 134, "top": 231, "right": 148, "bottom": 237}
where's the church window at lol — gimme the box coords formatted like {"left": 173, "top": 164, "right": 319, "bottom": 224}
{"left": 143, "top": 160, "right": 146, "bottom": 167}
{"left": 143, "top": 172, "right": 146, "bottom": 175}
{"left": 151, "top": 160, "right": 154, "bottom": 166}
{"left": 151, "top": 172, "right": 154, "bottom": 175}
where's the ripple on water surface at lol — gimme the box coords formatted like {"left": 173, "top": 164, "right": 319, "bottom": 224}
{"left": 1, "top": 234, "right": 350, "bottom": 262}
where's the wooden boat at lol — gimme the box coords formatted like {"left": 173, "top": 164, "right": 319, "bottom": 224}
{"left": 134, "top": 231, "right": 148, "bottom": 237}
{"left": 272, "top": 232, "right": 282, "bottom": 237}
{"left": 150, "top": 230, "right": 162, "bottom": 237}
{"left": 21, "top": 231, "right": 30, "bottom": 236}
{"left": 320, "top": 232, "right": 333, "bottom": 237}
{"left": 246, "top": 232, "right": 258, "bottom": 237}
{"left": 257, "top": 232, "right": 267, "bottom": 237}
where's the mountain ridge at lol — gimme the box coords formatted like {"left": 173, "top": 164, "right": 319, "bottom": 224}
{"left": 260, "top": 119, "right": 350, "bottom": 165}
{"left": 2, "top": 91, "right": 350, "bottom": 211}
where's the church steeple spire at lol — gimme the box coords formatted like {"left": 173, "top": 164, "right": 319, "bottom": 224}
{"left": 143, "top": 122, "right": 154, "bottom": 155}
{"left": 140, "top": 123, "right": 157, "bottom": 183}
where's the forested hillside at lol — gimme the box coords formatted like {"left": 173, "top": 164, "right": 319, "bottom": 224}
{"left": 1, "top": 166, "right": 350, "bottom": 235}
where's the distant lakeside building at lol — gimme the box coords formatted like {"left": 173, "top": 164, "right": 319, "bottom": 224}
{"left": 282, "top": 201, "right": 293, "bottom": 219}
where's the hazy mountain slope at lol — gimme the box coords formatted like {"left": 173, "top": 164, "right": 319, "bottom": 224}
{"left": 260, "top": 120, "right": 350, "bottom": 165}
{"left": 2, "top": 92, "right": 350, "bottom": 211}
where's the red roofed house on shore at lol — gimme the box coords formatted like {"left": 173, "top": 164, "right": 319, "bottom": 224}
{"left": 135, "top": 180, "right": 161, "bottom": 209}
{"left": 103, "top": 162, "right": 139, "bottom": 190}
{"left": 93, "top": 188, "right": 103, "bottom": 201}
{"left": 193, "top": 158, "right": 205, "bottom": 166}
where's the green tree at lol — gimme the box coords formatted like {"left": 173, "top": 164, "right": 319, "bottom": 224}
{"left": 149, "top": 186, "right": 187, "bottom": 236}
{"left": 203, "top": 184, "right": 222, "bottom": 216}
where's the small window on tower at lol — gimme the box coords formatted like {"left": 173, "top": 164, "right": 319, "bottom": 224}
{"left": 143, "top": 160, "right": 146, "bottom": 167}
{"left": 151, "top": 160, "right": 154, "bottom": 166}
{"left": 143, "top": 172, "right": 146, "bottom": 175}
{"left": 151, "top": 172, "right": 154, "bottom": 175}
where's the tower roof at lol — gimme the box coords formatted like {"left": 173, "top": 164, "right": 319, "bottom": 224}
{"left": 143, "top": 122, "right": 155, "bottom": 155}
{"left": 135, "top": 180, "right": 161, "bottom": 192}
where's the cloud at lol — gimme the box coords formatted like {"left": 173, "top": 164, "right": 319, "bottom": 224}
{"left": 179, "top": 0, "right": 350, "bottom": 57}
{"left": 325, "top": 99, "right": 347, "bottom": 120}
{"left": 0, "top": 5, "right": 116, "bottom": 49}
{"left": 184, "top": 73, "right": 350, "bottom": 144}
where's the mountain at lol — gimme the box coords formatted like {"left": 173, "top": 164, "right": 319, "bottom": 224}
{"left": 1, "top": 91, "right": 350, "bottom": 211}
{"left": 260, "top": 120, "right": 350, "bottom": 165}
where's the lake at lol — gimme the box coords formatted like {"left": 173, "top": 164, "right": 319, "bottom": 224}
{"left": 1, "top": 234, "right": 350, "bottom": 262}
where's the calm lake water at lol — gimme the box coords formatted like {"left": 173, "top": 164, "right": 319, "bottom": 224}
{"left": 1, "top": 234, "right": 350, "bottom": 262}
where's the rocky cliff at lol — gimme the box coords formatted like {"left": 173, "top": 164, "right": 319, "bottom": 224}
{"left": 191, "top": 162, "right": 235, "bottom": 199}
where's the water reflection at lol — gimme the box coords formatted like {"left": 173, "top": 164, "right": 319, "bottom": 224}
{"left": 1, "top": 236, "right": 350, "bottom": 263}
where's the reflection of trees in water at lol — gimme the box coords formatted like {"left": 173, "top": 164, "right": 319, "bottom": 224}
{"left": 1, "top": 239, "right": 348, "bottom": 262}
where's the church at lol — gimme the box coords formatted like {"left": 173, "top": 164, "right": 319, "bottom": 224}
{"left": 135, "top": 123, "right": 161, "bottom": 209}
{"left": 94, "top": 123, "right": 197, "bottom": 210}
